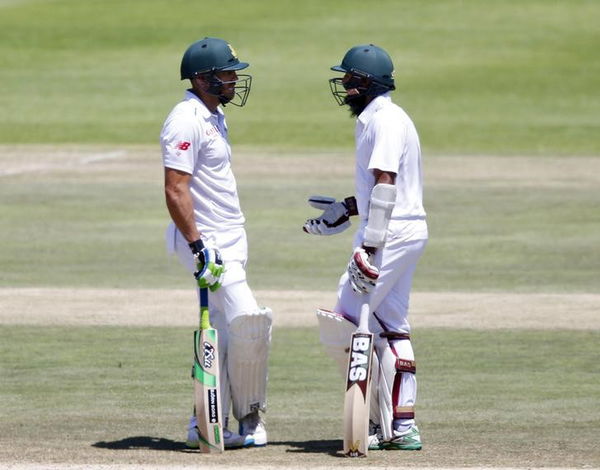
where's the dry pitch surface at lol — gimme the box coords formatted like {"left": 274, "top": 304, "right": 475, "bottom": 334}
{"left": 1, "top": 288, "right": 599, "bottom": 331}
{"left": 1, "top": 147, "right": 599, "bottom": 470}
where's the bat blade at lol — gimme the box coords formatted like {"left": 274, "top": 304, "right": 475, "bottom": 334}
{"left": 343, "top": 330, "right": 374, "bottom": 457}
{"left": 193, "top": 289, "right": 224, "bottom": 453}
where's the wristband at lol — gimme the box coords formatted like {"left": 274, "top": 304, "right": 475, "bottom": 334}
{"left": 188, "top": 238, "right": 205, "bottom": 255}
{"left": 343, "top": 196, "right": 359, "bottom": 216}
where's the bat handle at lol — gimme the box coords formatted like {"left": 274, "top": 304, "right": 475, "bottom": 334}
{"left": 199, "top": 287, "right": 210, "bottom": 330}
{"left": 357, "top": 296, "right": 371, "bottom": 333}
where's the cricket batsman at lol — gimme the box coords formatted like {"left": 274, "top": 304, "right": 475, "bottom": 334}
{"left": 304, "top": 44, "right": 428, "bottom": 450}
{"left": 160, "top": 37, "right": 271, "bottom": 449}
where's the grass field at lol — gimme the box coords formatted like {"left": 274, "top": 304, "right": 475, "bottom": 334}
{"left": 1, "top": 0, "right": 599, "bottom": 468}
{"left": 1, "top": 0, "right": 599, "bottom": 154}
{"left": 1, "top": 325, "right": 598, "bottom": 468}
{"left": 1, "top": 147, "right": 598, "bottom": 293}
{"left": 1, "top": 149, "right": 599, "bottom": 469}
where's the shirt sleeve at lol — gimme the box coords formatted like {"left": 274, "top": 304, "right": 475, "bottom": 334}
{"left": 367, "top": 110, "right": 405, "bottom": 174}
{"left": 160, "top": 113, "right": 198, "bottom": 175}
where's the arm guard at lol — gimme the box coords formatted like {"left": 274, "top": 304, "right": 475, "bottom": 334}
{"left": 363, "top": 184, "right": 396, "bottom": 248}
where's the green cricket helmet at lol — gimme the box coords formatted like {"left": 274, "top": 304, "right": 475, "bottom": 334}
{"left": 180, "top": 37, "right": 252, "bottom": 106}
{"left": 180, "top": 37, "right": 248, "bottom": 78}
{"left": 329, "top": 44, "right": 395, "bottom": 106}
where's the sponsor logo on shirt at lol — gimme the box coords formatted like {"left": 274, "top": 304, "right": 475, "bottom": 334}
{"left": 177, "top": 141, "right": 191, "bottom": 151}
{"left": 206, "top": 126, "right": 220, "bottom": 137}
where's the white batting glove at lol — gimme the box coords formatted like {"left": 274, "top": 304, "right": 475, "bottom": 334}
{"left": 303, "top": 195, "right": 358, "bottom": 236}
{"left": 347, "top": 247, "right": 379, "bottom": 294}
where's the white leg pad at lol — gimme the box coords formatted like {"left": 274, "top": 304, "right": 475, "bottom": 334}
{"left": 369, "top": 348, "right": 381, "bottom": 425}
{"left": 374, "top": 337, "right": 395, "bottom": 440}
{"left": 227, "top": 307, "right": 272, "bottom": 419}
{"left": 317, "top": 309, "right": 383, "bottom": 426}
{"left": 374, "top": 335, "right": 416, "bottom": 440}
{"left": 316, "top": 309, "right": 357, "bottom": 377}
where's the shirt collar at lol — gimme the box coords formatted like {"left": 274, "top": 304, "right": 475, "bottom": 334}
{"left": 357, "top": 92, "right": 392, "bottom": 124}
{"left": 184, "top": 89, "right": 224, "bottom": 120}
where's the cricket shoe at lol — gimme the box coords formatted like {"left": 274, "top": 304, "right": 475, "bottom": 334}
{"left": 380, "top": 424, "right": 422, "bottom": 451}
{"left": 186, "top": 416, "right": 246, "bottom": 449}
{"left": 239, "top": 411, "right": 267, "bottom": 446}
{"left": 368, "top": 420, "right": 383, "bottom": 450}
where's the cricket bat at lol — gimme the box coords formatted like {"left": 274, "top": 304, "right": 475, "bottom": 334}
{"left": 192, "top": 287, "right": 224, "bottom": 453}
{"left": 343, "top": 298, "right": 374, "bottom": 457}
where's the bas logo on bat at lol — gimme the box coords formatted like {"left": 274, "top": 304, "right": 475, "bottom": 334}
{"left": 203, "top": 342, "right": 216, "bottom": 368}
{"left": 348, "top": 336, "right": 371, "bottom": 381}
{"left": 207, "top": 389, "right": 219, "bottom": 423}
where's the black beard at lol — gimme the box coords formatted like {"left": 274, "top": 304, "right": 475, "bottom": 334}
{"left": 344, "top": 94, "right": 369, "bottom": 117}
{"left": 218, "top": 94, "right": 231, "bottom": 106}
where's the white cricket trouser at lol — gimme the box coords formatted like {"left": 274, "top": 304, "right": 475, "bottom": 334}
{"left": 166, "top": 222, "right": 268, "bottom": 421}
{"left": 335, "top": 230, "right": 427, "bottom": 435}
{"left": 165, "top": 222, "right": 259, "bottom": 323}
{"left": 335, "top": 235, "right": 427, "bottom": 334}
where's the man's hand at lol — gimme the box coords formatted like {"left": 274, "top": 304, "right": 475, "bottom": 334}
{"left": 347, "top": 246, "right": 379, "bottom": 294}
{"left": 303, "top": 195, "right": 358, "bottom": 235}
{"left": 189, "top": 239, "right": 225, "bottom": 292}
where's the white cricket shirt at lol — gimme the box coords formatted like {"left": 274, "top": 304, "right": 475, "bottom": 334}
{"left": 160, "top": 90, "right": 245, "bottom": 233}
{"left": 355, "top": 93, "right": 428, "bottom": 241}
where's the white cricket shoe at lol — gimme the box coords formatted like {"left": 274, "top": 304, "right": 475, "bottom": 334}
{"left": 186, "top": 416, "right": 246, "bottom": 449}
{"left": 239, "top": 411, "right": 267, "bottom": 446}
{"left": 368, "top": 420, "right": 383, "bottom": 450}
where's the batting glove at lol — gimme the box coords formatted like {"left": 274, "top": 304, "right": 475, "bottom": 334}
{"left": 303, "top": 195, "right": 358, "bottom": 235}
{"left": 347, "top": 246, "right": 379, "bottom": 294}
{"left": 189, "top": 239, "right": 225, "bottom": 292}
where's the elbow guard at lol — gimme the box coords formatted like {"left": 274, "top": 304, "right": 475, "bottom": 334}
{"left": 363, "top": 184, "right": 396, "bottom": 248}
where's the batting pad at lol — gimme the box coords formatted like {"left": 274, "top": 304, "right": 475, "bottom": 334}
{"left": 317, "top": 309, "right": 382, "bottom": 426}
{"left": 228, "top": 307, "right": 272, "bottom": 419}
{"left": 316, "top": 309, "right": 357, "bottom": 377}
{"left": 374, "top": 335, "right": 416, "bottom": 440}
{"left": 369, "top": 350, "right": 381, "bottom": 426}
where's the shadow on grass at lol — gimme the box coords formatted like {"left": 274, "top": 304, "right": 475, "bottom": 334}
{"left": 270, "top": 439, "right": 341, "bottom": 456}
{"left": 93, "top": 437, "right": 342, "bottom": 456}
{"left": 93, "top": 436, "right": 188, "bottom": 452}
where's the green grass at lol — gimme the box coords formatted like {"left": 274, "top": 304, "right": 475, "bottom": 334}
{"left": 1, "top": 151, "right": 598, "bottom": 293}
{"left": 419, "top": 184, "right": 600, "bottom": 292}
{"left": 1, "top": 325, "right": 598, "bottom": 466}
{"left": 0, "top": 0, "right": 599, "bottom": 154}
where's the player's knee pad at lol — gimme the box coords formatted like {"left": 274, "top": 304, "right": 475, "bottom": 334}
{"left": 316, "top": 309, "right": 357, "bottom": 377}
{"left": 373, "top": 332, "right": 416, "bottom": 440}
{"left": 227, "top": 307, "right": 272, "bottom": 419}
